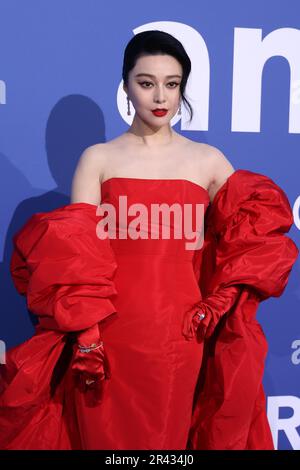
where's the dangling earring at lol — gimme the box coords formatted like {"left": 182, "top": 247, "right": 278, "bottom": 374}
{"left": 178, "top": 100, "right": 181, "bottom": 115}
{"left": 127, "top": 96, "right": 131, "bottom": 116}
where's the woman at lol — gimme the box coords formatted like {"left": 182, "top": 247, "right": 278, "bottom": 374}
{"left": 0, "top": 30, "right": 298, "bottom": 450}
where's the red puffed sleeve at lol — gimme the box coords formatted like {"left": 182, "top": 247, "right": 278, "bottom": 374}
{"left": 187, "top": 169, "right": 299, "bottom": 450}
{"left": 0, "top": 202, "right": 118, "bottom": 450}
{"left": 203, "top": 169, "right": 298, "bottom": 299}
{"left": 10, "top": 202, "right": 118, "bottom": 332}
{"left": 183, "top": 169, "right": 299, "bottom": 341}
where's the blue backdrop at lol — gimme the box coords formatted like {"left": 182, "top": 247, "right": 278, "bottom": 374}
{"left": 0, "top": 0, "right": 299, "bottom": 450}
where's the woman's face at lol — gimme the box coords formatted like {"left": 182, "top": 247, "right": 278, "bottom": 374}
{"left": 124, "top": 54, "right": 182, "bottom": 126}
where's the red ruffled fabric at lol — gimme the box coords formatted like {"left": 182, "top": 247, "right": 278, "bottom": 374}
{"left": 0, "top": 202, "right": 118, "bottom": 449}
{"left": 186, "top": 169, "right": 299, "bottom": 450}
{"left": 10, "top": 202, "right": 117, "bottom": 331}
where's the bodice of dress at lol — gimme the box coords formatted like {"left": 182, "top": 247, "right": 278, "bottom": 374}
{"left": 100, "top": 177, "right": 210, "bottom": 262}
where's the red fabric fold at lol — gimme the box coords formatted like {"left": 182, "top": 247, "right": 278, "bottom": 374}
{"left": 10, "top": 202, "right": 118, "bottom": 331}
{"left": 187, "top": 169, "right": 299, "bottom": 450}
{"left": 0, "top": 202, "right": 118, "bottom": 449}
{"left": 204, "top": 169, "right": 298, "bottom": 299}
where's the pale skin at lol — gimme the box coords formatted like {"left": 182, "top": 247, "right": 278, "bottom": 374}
{"left": 71, "top": 54, "right": 235, "bottom": 206}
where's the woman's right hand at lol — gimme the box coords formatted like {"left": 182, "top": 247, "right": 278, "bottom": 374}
{"left": 71, "top": 323, "right": 111, "bottom": 393}
{"left": 71, "top": 341, "right": 111, "bottom": 392}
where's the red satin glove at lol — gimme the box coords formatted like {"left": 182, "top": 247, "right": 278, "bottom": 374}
{"left": 71, "top": 323, "right": 111, "bottom": 393}
{"left": 182, "top": 286, "right": 241, "bottom": 341}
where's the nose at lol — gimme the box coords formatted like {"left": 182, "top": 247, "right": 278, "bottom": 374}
{"left": 154, "top": 85, "right": 166, "bottom": 104}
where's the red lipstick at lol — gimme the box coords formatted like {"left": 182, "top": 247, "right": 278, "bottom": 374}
{"left": 151, "top": 109, "right": 168, "bottom": 117}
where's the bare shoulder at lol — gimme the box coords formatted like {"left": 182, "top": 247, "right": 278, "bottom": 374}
{"left": 200, "top": 143, "right": 235, "bottom": 201}
{"left": 70, "top": 143, "right": 108, "bottom": 205}
{"left": 77, "top": 142, "right": 108, "bottom": 167}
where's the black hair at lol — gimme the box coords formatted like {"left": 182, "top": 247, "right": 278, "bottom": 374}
{"left": 122, "top": 30, "right": 193, "bottom": 123}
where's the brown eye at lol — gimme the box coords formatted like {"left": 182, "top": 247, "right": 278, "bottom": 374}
{"left": 139, "top": 81, "right": 153, "bottom": 88}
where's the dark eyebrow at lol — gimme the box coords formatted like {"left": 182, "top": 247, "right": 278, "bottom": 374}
{"left": 134, "top": 73, "right": 182, "bottom": 79}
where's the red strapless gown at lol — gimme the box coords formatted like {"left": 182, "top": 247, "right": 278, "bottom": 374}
{"left": 72, "top": 178, "right": 210, "bottom": 449}
{"left": 1, "top": 170, "right": 298, "bottom": 450}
